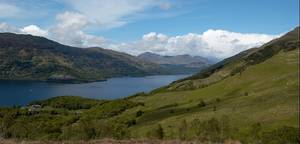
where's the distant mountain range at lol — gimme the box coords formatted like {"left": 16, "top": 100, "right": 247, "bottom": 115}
{"left": 138, "top": 52, "right": 210, "bottom": 65}
{"left": 138, "top": 52, "right": 211, "bottom": 74}
{"left": 0, "top": 33, "right": 167, "bottom": 83}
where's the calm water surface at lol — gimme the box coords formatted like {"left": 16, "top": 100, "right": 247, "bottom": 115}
{"left": 0, "top": 75, "right": 188, "bottom": 106}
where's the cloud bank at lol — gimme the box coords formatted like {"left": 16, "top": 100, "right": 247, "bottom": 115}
{"left": 109, "top": 30, "right": 279, "bottom": 59}
{"left": 0, "top": 22, "right": 279, "bottom": 59}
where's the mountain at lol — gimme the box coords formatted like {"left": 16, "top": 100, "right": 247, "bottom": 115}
{"left": 138, "top": 52, "right": 210, "bottom": 65}
{"left": 0, "top": 27, "right": 298, "bottom": 143}
{"left": 0, "top": 33, "right": 166, "bottom": 82}
{"left": 138, "top": 52, "right": 211, "bottom": 74}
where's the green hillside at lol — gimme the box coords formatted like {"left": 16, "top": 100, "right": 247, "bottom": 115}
{"left": 129, "top": 48, "right": 299, "bottom": 142}
{"left": 0, "top": 27, "right": 299, "bottom": 143}
{"left": 166, "top": 27, "right": 299, "bottom": 91}
{"left": 0, "top": 33, "right": 166, "bottom": 83}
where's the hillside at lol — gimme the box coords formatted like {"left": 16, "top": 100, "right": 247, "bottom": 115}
{"left": 166, "top": 27, "right": 300, "bottom": 91}
{"left": 0, "top": 33, "right": 166, "bottom": 82}
{"left": 0, "top": 27, "right": 299, "bottom": 143}
{"left": 138, "top": 52, "right": 211, "bottom": 74}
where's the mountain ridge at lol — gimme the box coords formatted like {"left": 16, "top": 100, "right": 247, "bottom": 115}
{"left": 0, "top": 33, "right": 167, "bottom": 83}
{"left": 138, "top": 52, "right": 211, "bottom": 74}
{"left": 138, "top": 52, "right": 211, "bottom": 65}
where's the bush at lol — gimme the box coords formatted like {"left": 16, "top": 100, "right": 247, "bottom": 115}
{"left": 126, "top": 119, "right": 136, "bottom": 127}
{"left": 136, "top": 110, "right": 144, "bottom": 117}
{"left": 198, "top": 99, "right": 206, "bottom": 107}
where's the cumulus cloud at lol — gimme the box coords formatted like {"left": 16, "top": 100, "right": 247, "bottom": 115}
{"left": 48, "top": 11, "right": 106, "bottom": 47}
{"left": 20, "top": 25, "right": 48, "bottom": 37}
{"left": 55, "top": 12, "right": 89, "bottom": 30}
{"left": 1, "top": 23, "right": 48, "bottom": 37}
{"left": 108, "top": 30, "right": 279, "bottom": 59}
{"left": 0, "top": 22, "right": 280, "bottom": 59}
{"left": 0, "top": 3, "right": 20, "bottom": 18}
{"left": 142, "top": 32, "right": 168, "bottom": 41}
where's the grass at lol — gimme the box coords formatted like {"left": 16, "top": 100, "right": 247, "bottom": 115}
{"left": 127, "top": 49, "right": 299, "bottom": 138}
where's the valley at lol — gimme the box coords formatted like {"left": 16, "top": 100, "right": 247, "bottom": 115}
{"left": 0, "top": 27, "right": 298, "bottom": 143}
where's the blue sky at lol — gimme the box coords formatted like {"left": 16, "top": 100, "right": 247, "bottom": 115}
{"left": 0, "top": 0, "right": 299, "bottom": 58}
{"left": 103, "top": 0, "right": 299, "bottom": 41}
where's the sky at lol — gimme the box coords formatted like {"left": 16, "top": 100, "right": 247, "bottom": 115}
{"left": 0, "top": 0, "right": 299, "bottom": 59}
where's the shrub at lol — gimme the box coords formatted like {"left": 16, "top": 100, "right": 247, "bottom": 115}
{"left": 198, "top": 99, "right": 206, "bottom": 107}
{"left": 126, "top": 119, "right": 136, "bottom": 127}
{"left": 136, "top": 110, "right": 144, "bottom": 117}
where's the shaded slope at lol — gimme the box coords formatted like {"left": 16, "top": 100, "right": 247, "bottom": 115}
{"left": 0, "top": 33, "right": 165, "bottom": 82}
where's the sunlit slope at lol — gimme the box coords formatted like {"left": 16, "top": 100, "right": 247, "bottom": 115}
{"left": 166, "top": 27, "right": 299, "bottom": 91}
{"left": 129, "top": 48, "right": 299, "bottom": 138}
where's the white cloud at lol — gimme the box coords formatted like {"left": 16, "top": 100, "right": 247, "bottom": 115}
{"left": 108, "top": 30, "right": 279, "bottom": 59}
{"left": 0, "top": 22, "right": 19, "bottom": 32}
{"left": 1, "top": 23, "right": 48, "bottom": 37}
{"left": 142, "top": 32, "right": 168, "bottom": 41}
{"left": 20, "top": 25, "right": 48, "bottom": 37}
{"left": 0, "top": 3, "right": 20, "bottom": 18}
{"left": 63, "top": 0, "right": 164, "bottom": 29}
{"left": 56, "top": 11, "right": 89, "bottom": 30}
{"left": 48, "top": 11, "right": 106, "bottom": 47}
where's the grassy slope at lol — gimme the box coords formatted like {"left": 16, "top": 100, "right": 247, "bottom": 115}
{"left": 127, "top": 49, "right": 299, "bottom": 138}
{"left": 166, "top": 27, "right": 299, "bottom": 91}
